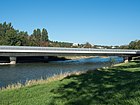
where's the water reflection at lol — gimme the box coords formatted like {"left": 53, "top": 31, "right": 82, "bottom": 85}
{"left": 0, "top": 57, "right": 123, "bottom": 87}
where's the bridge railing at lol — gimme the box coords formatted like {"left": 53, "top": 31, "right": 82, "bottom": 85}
{"left": 0, "top": 46, "right": 139, "bottom": 52}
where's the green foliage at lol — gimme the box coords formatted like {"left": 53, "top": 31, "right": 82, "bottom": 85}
{"left": 129, "top": 40, "right": 140, "bottom": 49}
{"left": 83, "top": 42, "right": 92, "bottom": 48}
{"left": 18, "top": 31, "right": 29, "bottom": 46}
{"left": 49, "top": 41, "right": 73, "bottom": 47}
{"left": 1, "top": 22, "right": 140, "bottom": 49}
{"left": 0, "top": 22, "right": 73, "bottom": 47}
{"left": 119, "top": 40, "right": 140, "bottom": 49}
{"left": 42, "top": 28, "right": 48, "bottom": 42}
{"left": 110, "top": 57, "right": 116, "bottom": 66}
{"left": 0, "top": 22, "right": 50, "bottom": 47}
{"left": 5, "top": 30, "right": 20, "bottom": 45}
{"left": 119, "top": 45, "right": 129, "bottom": 49}
{"left": 31, "top": 29, "right": 41, "bottom": 46}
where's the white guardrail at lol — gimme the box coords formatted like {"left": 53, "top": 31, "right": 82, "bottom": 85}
{"left": 0, "top": 46, "right": 139, "bottom": 55}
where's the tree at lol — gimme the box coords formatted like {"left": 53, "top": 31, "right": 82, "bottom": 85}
{"left": 128, "top": 40, "right": 140, "bottom": 49}
{"left": 0, "top": 22, "right": 52, "bottom": 46}
{"left": 119, "top": 45, "right": 129, "bottom": 49}
{"left": 31, "top": 29, "right": 42, "bottom": 46}
{"left": 18, "top": 31, "right": 29, "bottom": 46}
{"left": 83, "top": 42, "right": 92, "bottom": 48}
{"left": 41, "top": 28, "right": 48, "bottom": 41}
{"left": 5, "top": 30, "right": 20, "bottom": 46}
{"left": 135, "top": 40, "right": 140, "bottom": 49}
{"left": 36, "top": 29, "right": 41, "bottom": 42}
{"left": 129, "top": 41, "right": 137, "bottom": 49}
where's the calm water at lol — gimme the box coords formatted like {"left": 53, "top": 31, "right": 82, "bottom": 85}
{"left": 0, "top": 57, "right": 123, "bottom": 88}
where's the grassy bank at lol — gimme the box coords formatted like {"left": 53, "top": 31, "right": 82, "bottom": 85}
{"left": 1, "top": 61, "right": 140, "bottom": 105}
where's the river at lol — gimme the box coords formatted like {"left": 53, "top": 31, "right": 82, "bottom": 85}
{"left": 0, "top": 56, "right": 123, "bottom": 88}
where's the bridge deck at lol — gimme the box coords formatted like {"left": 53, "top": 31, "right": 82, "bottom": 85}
{"left": 0, "top": 46, "right": 139, "bottom": 56}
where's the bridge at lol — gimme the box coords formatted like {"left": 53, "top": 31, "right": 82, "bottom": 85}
{"left": 0, "top": 46, "right": 140, "bottom": 64}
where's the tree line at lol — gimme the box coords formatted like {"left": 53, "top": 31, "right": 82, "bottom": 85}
{"left": 0, "top": 22, "right": 73, "bottom": 47}
{"left": 119, "top": 40, "right": 140, "bottom": 49}
{"left": 0, "top": 22, "right": 139, "bottom": 49}
{"left": 0, "top": 22, "right": 49, "bottom": 46}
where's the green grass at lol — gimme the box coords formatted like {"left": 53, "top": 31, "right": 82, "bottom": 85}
{"left": 1, "top": 61, "right": 140, "bottom": 105}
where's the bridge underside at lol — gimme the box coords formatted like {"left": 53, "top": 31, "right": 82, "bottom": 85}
{"left": 0, "top": 52, "right": 137, "bottom": 64}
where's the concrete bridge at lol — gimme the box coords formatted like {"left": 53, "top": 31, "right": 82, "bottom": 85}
{"left": 0, "top": 46, "right": 140, "bottom": 64}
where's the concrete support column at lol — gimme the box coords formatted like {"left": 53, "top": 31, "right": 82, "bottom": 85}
{"left": 124, "top": 56, "right": 133, "bottom": 63}
{"left": 128, "top": 57, "right": 132, "bottom": 61}
{"left": 44, "top": 56, "right": 48, "bottom": 59}
{"left": 44, "top": 56, "right": 49, "bottom": 62}
{"left": 10, "top": 57, "right": 17, "bottom": 64}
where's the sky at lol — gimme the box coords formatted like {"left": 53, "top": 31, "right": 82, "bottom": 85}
{"left": 0, "top": 0, "right": 140, "bottom": 46}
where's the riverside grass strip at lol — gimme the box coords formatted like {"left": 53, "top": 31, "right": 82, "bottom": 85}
{"left": 0, "top": 61, "right": 140, "bottom": 105}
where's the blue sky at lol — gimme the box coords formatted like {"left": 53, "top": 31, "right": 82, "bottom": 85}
{"left": 0, "top": 0, "right": 140, "bottom": 46}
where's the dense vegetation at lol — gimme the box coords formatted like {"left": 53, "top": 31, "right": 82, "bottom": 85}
{"left": 128, "top": 40, "right": 140, "bottom": 49}
{"left": 0, "top": 22, "right": 97, "bottom": 48}
{"left": 0, "top": 61, "right": 140, "bottom": 105}
{"left": 0, "top": 22, "right": 73, "bottom": 47}
{"left": 0, "top": 22, "right": 48, "bottom": 46}
{"left": 119, "top": 40, "right": 140, "bottom": 49}
{"left": 0, "top": 22, "right": 140, "bottom": 49}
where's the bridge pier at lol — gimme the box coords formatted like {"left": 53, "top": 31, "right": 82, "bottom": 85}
{"left": 43, "top": 56, "right": 49, "bottom": 62}
{"left": 124, "top": 57, "right": 133, "bottom": 63}
{"left": 10, "top": 57, "right": 17, "bottom": 64}
{"left": 44, "top": 56, "right": 48, "bottom": 59}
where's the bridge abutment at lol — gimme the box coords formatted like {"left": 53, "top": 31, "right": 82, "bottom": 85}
{"left": 10, "top": 57, "right": 17, "bottom": 64}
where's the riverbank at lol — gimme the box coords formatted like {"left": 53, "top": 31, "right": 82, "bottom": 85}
{"left": 1, "top": 61, "right": 140, "bottom": 105}
{"left": 0, "top": 56, "right": 109, "bottom": 65}
{"left": 0, "top": 56, "right": 97, "bottom": 65}
{"left": 62, "top": 56, "right": 96, "bottom": 60}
